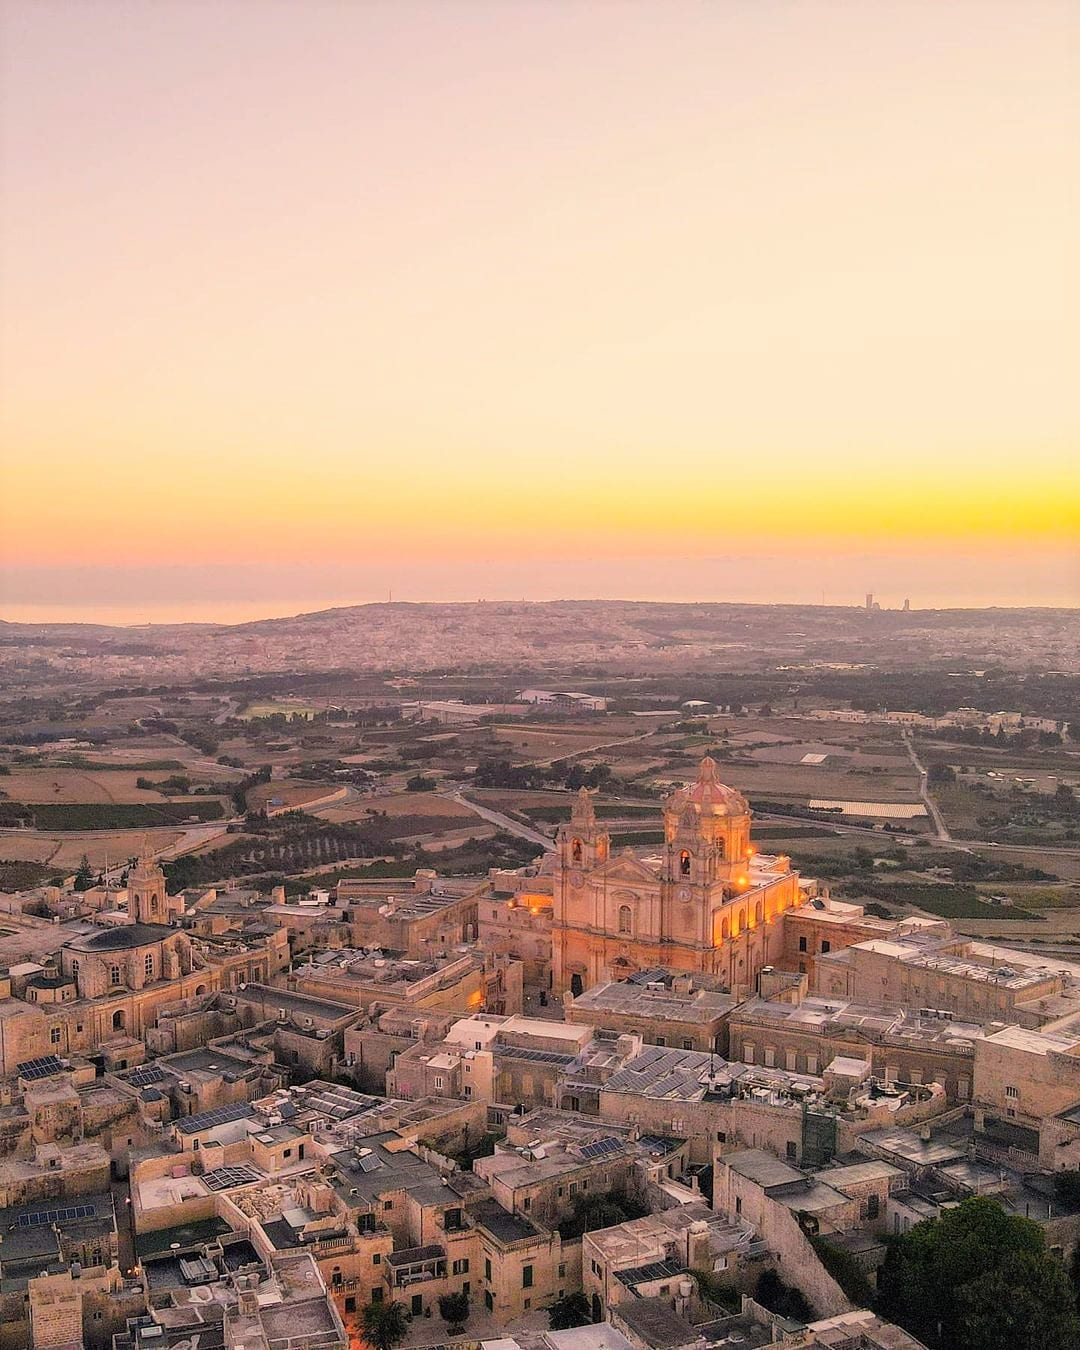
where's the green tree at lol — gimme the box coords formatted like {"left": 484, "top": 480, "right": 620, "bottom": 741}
{"left": 362, "top": 1299, "right": 409, "bottom": 1350}
{"left": 548, "top": 1292, "right": 592, "bottom": 1330}
{"left": 877, "top": 1196, "right": 1079, "bottom": 1350}
{"left": 437, "top": 1291, "right": 470, "bottom": 1333}
{"left": 73, "top": 855, "right": 95, "bottom": 891}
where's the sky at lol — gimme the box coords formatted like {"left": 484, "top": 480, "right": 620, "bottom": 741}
{"left": 1, "top": 0, "right": 1077, "bottom": 623}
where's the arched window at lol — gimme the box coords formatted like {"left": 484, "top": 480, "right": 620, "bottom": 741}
{"left": 679, "top": 850, "right": 692, "bottom": 877}
{"left": 755, "top": 900, "right": 764, "bottom": 927}
{"left": 109, "top": 964, "right": 121, "bottom": 986}
{"left": 144, "top": 952, "right": 154, "bottom": 981}
{"left": 618, "top": 905, "right": 632, "bottom": 934}
{"left": 571, "top": 838, "right": 583, "bottom": 864}
{"left": 721, "top": 918, "right": 730, "bottom": 942}
{"left": 112, "top": 1009, "right": 125, "bottom": 1031}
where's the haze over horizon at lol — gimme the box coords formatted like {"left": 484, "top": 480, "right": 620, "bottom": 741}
{"left": 2, "top": 1, "right": 1077, "bottom": 622}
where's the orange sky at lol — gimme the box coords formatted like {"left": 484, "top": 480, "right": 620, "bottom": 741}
{"left": 1, "top": 1, "right": 1077, "bottom": 619}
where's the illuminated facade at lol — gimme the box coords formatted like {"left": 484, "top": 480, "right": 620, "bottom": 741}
{"left": 553, "top": 758, "right": 807, "bottom": 998}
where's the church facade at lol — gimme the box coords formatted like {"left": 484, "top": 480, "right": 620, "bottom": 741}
{"left": 552, "top": 758, "right": 809, "bottom": 998}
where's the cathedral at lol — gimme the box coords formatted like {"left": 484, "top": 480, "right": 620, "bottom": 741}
{"left": 553, "top": 757, "right": 809, "bottom": 997}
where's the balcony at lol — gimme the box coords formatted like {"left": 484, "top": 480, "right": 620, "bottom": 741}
{"left": 385, "top": 1244, "right": 447, "bottom": 1289}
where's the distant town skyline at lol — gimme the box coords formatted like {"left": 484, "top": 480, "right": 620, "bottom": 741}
{"left": 1, "top": 1, "right": 1077, "bottom": 622}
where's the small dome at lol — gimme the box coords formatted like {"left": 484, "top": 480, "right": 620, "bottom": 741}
{"left": 666, "top": 757, "right": 749, "bottom": 819}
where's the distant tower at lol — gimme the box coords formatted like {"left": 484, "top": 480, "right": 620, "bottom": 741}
{"left": 903, "top": 597, "right": 910, "bottom": 612}
{"left": 865, "top": 593, "right": 874, "bottom": 611}
{"left": 557, "top": 788, "right": 610, "bottom": 872}
{"left": 128, "top": 846, "right": 167, "bottom": 925}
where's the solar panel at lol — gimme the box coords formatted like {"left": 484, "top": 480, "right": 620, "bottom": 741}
{"left": 202, "top": 1165, "right": 261, "bottom": 1192}
{"left": 126, "top": 1065, "right": 168, "bottom": 1088}
{"left": 17, "top": 1056, "right": 66, "bottom": 1081}
{"left": 176, "top": 1102, "right": 251, "bottom": 1135}
{"left": 580, "top": 1136, "right": 624, "bottom": 1159}
{"left": 357, "top": 1154, "right": 384, "bottom": 1173}
{"left": 497, "top": 1046, "right": 576, "bottom": 1065}
{"left": 17, "top": 1204, "right": 95, "bottom": 1226}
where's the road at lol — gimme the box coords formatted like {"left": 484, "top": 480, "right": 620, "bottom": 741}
{"left": 447, "top": 791, "right": 555, "bottom": 851}
{"left": 902, "top": 732, "right": 952, "bottom": 842}
{"left": 525, "top": 729, "right": 655, "bottom": 770}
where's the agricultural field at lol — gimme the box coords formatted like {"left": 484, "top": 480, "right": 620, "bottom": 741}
{"left": 245, "top": 780, "right": 345, "bottom": 813}
{"left": 0, "top": 828, "right": 186, "bottom": 871}
{"left": 0, "top": 767, "right": 181, "bottom": 803}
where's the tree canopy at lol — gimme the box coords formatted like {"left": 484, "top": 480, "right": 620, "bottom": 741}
{"left": 876, "top": 1196, "right": 1080, "bottom": 1350}
{"left": 362, "top": 1299, "right": 409, "bottom": 1350}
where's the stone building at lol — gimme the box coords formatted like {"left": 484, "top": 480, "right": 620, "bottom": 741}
{"left": 553, "top": 761, "right": 811, "bottom": 997}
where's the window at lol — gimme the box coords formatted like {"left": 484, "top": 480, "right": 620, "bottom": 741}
{"left": 76, "top": 1023, "right": 83, "bottom": 1034}
{"left": 373, "top": 1253, "right": 381, "bottom": 1265}
{"left": 866, "top": 1194, "right": 880, "bottom": 1220}
{"left": 371, "top": 1287, "right": 383, "bottom": 1304}
{"left": 50, "top": 1026, "right": 61, "bottom": 1045}
{"left": 764, "top": 1046, "right": 775, "bottom": 1068}
{"left": 798, "top": 936, "right": 807, "bottom": 953}
{"left": 558, "top": 1263, "right": 566, "bottom": 1278}
{"left": 572, "top": 838, "right": 583, "bottom": 863}
{"left": 434, "top": 1076, "right": 445, "bottom": 1091}
{"left": 452, "top": 1259, "right": 469, "bottom": 1275}
{"left": 716, "top": 1131, "right": 727, "bottom": 1143}
{"left": 655, "top": 1036, "right": 666, "bottom": 1048}
{"left": 463, "top": 1086, "right": 472, "bottom": 1098}
{"left": 735, "top": 1196, "right": 742, "bottom": 1214}
{"left": 682, "top": 1039, "right": 693, "bottom": 1050}
{"left": 112, "top": 1009, "right": 125, "bottom": 1031}
{"left": 283, "top": 1148, "right": 292, "bottom": 1158}
{"left": 485, "top": 1259, "right": 492, "bottom": 1281}
{"left": 591, "top": 1260, "right": 601, "bottom": 1276}
{"left": 109, "top": 964, "right": 121, "bottom": 986}
{"left": 618, "top": 905, "right": 632, "bottom": 934}
{"left": 786, "top": 1141, "right": 797, "bottom": 1159}
{"left": 680, "top": 850, "right": 691, "bottom": 876}
{"left": 523, "top": 1197, "right": 531, "bottom": 1211}
{"left": 71, "top": 959, "right": 79, "bottom": 977}
{"left": 384, "top": 1200, "right": 393, "bottom": 1211}
{"left": 524, "top": 1298, "right": 531, "bottom": 1310}
{"left": 1005, "top": 1085, "right": 1020, "bottom": 1099}
{"left": 522, "top": 1265, "right": 534, "bottom": 1289}
{"left": 144, "top": 952, "right": 154, "bottom": 981}
{"left": 821, "top": 940, "right": 831, "bottom": 954}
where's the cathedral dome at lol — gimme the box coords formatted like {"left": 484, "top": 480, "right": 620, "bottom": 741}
{"left": 666, "top": 757, "right": 749, "bottom": 819}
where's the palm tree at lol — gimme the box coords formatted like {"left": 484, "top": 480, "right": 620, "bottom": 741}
{"left": 362, "top": 1299, "right": 409, "bottom": 1350}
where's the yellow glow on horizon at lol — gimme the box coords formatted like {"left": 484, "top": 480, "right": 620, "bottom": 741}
{"left": 0, "top": 2, "right": 1076, "bottom": 599}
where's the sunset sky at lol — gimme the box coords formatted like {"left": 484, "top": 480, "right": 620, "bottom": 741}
{"left": 2, "top": 0, "right": 1077, "bottom": 622}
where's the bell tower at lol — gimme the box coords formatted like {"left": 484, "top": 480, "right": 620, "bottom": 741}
{"left": 557, "top": 788, "right": 610, "bottom": 872}
{"left": 128, "top": 846, "right": 167, "bottom": 925}
{"left": 662, "top": 757, "right": 752, "bottom": 887}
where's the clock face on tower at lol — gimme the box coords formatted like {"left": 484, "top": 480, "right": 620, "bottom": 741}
{"left": 677, "top": 886, "right": 691, "bottom": 903}
{"left": 570, "top": 870, "right": 583, "bottom": 888}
